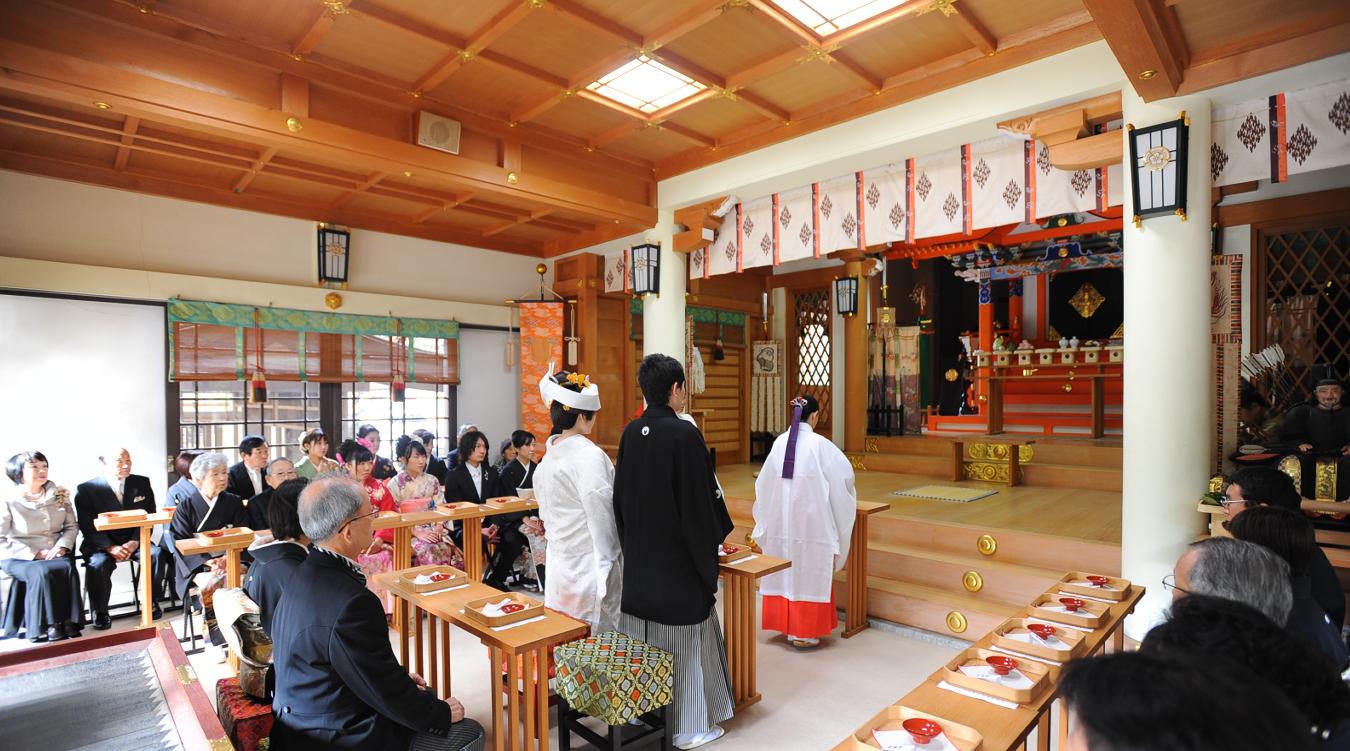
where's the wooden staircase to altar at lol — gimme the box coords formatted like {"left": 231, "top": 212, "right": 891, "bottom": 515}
{"left": 720, "top": 434, "right": 1123, "bottom": 640}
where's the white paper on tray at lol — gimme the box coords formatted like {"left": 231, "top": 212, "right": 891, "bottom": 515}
{"left": 1069, "top": 579, "right": 1121, "bottom": 591}
{"left": 959, "top": 664, "right": 1034, "bottom": 690}
{"left": 988, "top": 644, "right": 1062, "bottom": 667}
{"left": 731, "top": 554, "right": 760, "bottom": 564}
{"left": 1057, "top": 589, "right": 1115, "bottom": 604}
{"left": 479, "top": 597, "right": 516, "bottom": 617}
{"left": 872, "top": 728, "right": 959, "bottom": 751}
{"left": 1005, "top": 631, "right": 1070, "bottom": 650}
{"left": 936, "top": 680, "right": 1018, "bottom": 709}
{"left": 1026, "top": 617, "right": 1092, "bottom": 633}
{"left": 413, "top": 573, "right": 453, "bottom": 585}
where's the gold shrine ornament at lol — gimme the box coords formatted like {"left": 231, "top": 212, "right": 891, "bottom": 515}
{"left": 977, "top": 534, "right": 998, "bottom": 556}
{"left": 945, "top": 611, "right": 969, "bottom": 634}
{"left": 1069, "top": 282, "right": 1106, "bottom": 318}
{"left": 1142, "top": 145, "right": 1172, "bottom": 172}
{"left": 962, "top": 570, "right": 984, "bottom": 592}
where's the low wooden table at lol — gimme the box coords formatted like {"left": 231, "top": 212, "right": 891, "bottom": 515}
{"left": 377, "top": 571, "right": 587, "bottom": 751}
{"left": 832, "top": 580, "right": 1144, "bottom": 751}
{"left": 93, "top": 511, "right": 173, "bottom": 627}
{"left": 438, "top": 498, "right": 540, "bottom": 581}
{"left": 718, "top": 545, "right": 790, "bottom": 713}
{"left": 843, "top": 501, "right": 889, "bottom": 638}
{"left": 173, "top": 530, "right": 255, "bottom": 590}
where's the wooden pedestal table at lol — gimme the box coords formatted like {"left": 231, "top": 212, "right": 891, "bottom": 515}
{"left": 92, "top": 510, "right": 173, "bottom": 628}
{"left": 440, "top": 498, "right": 540, "bottom": 582}
{"left": 718, "top": 548, "right": 790, "bottom": 713}
{"left": 377, "top": 572, "right": 588, "bottom": 751}
{"left": 843, "top": 501, "right": 889, "bottom": 638}
{"left": 831, "top": 582, "right": 1144, "bottom": 751}
{"left": 376, "top": 509, "right": 473, "bottom": 666}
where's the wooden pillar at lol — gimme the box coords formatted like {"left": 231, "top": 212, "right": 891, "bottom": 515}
{"left": 977, "top": 281, "right": 994, "bottom": 417}
{"left": 842, "top": 251, "right": 868, "bottom": 453}
{"left": 1009, "top": 278, "right": 1024, "bottom": 343}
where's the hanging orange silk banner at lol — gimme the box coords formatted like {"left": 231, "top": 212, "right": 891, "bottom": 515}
{"left": 518, "top": 302, "right": 564, "bottom": 456}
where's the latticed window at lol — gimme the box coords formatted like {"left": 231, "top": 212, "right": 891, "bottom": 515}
{"left": 1257, "top": 221, "right": 1350, "bottom": 395}
{"left": 178, "top": 381, "right": 321, "bottom": 463}
{"left": 791, "top": 289, "right": 832, "bottom": 433}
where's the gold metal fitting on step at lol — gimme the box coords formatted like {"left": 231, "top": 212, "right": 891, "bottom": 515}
{"left": 977, "top": 534, "right": 998, "bottom": 556}
{"left": 945, "top": 611, "right": 969, "bottom": 634}
{"left": 962, "top": 570, "right": 984, "bottom": 592}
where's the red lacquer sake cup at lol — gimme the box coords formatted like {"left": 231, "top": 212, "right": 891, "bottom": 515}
{"left": 901, "top": 718, "right": 943, "bottom": 745}
{"left": 986, "top": 655, "right": 1019, "bottom": 676}
{"left": 1060, "top": 597, "right": 1086, "bottom": 612}
{"left": 1086, "top": 575, "right": 1111, "bottom": 587}
{"left": 1026, "top": 623, "right": 1057, "bottom": 640}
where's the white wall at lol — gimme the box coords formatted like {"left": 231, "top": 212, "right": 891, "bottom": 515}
{"left": 454, "top": 328, "right": 521, "bottom": 460}
{"left": 0, "top": 293, "right": 168, "bottom": 502}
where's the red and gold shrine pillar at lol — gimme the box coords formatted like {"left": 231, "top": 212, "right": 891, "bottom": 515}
{"left": 977, "top": 281, "right": 994, "bottom": 412}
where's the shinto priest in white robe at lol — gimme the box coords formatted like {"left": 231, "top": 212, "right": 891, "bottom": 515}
{"left": 532, "top": 365, "right": 623, "bottom": 634}
{"left": 751, "top": 411, "right": 856, "bottom": 639}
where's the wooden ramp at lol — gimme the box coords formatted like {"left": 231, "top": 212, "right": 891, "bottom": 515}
{"left": 719, "top": 435, "right": 1122, "bottom": 639}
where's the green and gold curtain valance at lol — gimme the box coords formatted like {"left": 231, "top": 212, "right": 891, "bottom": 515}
{"left": 168, "top": 298, "right": 459, "bottom": 384}
{"left": 628, "top": 298, "right": 747, "bottom": 327}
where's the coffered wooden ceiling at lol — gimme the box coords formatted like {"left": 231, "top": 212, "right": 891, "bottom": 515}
{"left": 0, "top": 0, "right": 1344, "bottom": 257}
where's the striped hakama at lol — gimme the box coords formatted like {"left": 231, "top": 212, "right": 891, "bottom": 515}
{"left": 618, "top": 608, "right": 734, "bottom": 735}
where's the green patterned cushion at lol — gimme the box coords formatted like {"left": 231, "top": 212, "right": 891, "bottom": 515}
{"left": 553, "top": 630, "right": 674, "bottom": 725}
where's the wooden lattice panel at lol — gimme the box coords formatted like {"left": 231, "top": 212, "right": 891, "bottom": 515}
{"left": 791, "top": 289, "right": 833, "bottom": 434}
{"left": 1260, "top": 222, "right": 1350, "bottom": 391}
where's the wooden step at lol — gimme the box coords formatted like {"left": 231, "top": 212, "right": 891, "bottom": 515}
{"left": 1020, "top": 463, "right": 1121, "bottom": 491}
{"left": 867, "top": 541, "right": 1066, "bottom": 606}
{"left": 856, "top": 453, "right": 951, "bottom": 477}
{"left": 833, "top": 575, "right": 1019, "bottom": 639}
{"left": 869, "top": 515, "right": 1120, "bottom": 575}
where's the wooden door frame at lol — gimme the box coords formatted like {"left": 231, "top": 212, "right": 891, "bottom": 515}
{"left": 786, "top": 285, "right": 835, "bottom": 440}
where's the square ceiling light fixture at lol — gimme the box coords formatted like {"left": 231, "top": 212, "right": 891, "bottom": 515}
{"left": 586, "top": 56, "right": 706, "bottom": 114}
{"left": 770, "top": 0, "right": 909, "bottom": 36}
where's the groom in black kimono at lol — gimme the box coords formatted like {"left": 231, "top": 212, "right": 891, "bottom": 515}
{"left": 1281, "top": 378, "right": 1350, "bottom": 501}
{"left": 613, "top": 353, "right": 734, "bottom": 749}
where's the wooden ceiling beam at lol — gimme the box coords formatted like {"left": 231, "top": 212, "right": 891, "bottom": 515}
{"left": 1080, "top": 0, "right": 1187, "bottom": 101}
{"left": 745, "top": 0, "right": 820, "bottom": 47}
{"left": 830, "top": 51, "right": 883, "bottom": 92}
{"left": 541, "top": 220, "right": 643, "bottom": 257}
{"left": 548, "top": 0, "right": 642, "bottom": 46}
{"left": 816, "top": 0, "right": 929, "bottom": 47}
{"left": 330, "top": 170, "right": 386, "bottom": 208}
{"left": 0, "top": 41, "right": 657, "bottom": 225}
{"left": 589, "top": 121, "right": 641, "bottom": 150}
{"left": 412, "top": 51, "right": 471, "bottom": 95}
{"left": 291, "top": 7, "right": 337, "bottom": 57}
{"left": 483, "top": 208, "right": 554, "bottom": 237}
{"left": 948, "top": 4, "right": 997, "bottom": 56}
{"left": 410, "top": 192, "right": 473, "bottom": 224}
{"left": 52, "top": 0, "right": 654, "bottom": 174}
{"left": 647, "top": 88, "right": 717, "bottom": 120}
{"left": 656, "top": 9, "right": 1100, "bottom": 177}
{"left": 112, "top": 114, "right": 138, "bottom": 170}
{"left": 658, "top": 121, "right": 715, "bottom": 148}
{"left": 0, "top": 148, "right": 543, "bottom": 255}
{"left": 734, "top": 90, "right": 790, "bottom": 124}
{"left": 651, "top": 49, "right": 726, "bottom": 90}
{"left": 232, "top": 146, "right": 278, "bottom": 193}
{"left": 726, "top": 48, "right": 801, "bottom": 92}
{"left": 1181, "top": 18, "right": 1350, "bottom": 96}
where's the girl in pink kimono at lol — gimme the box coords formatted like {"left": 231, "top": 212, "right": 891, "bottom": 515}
{"left": 387, "top": 435, "right": 463, "bottom": 570}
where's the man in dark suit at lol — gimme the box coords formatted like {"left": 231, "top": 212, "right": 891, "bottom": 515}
{"left": 169, "top": 452, "right": 249, "bottom": 601}
{"left": 74, "top": 447, "right": 161, "bottom": 628}
{"left": 271, "top": 478, "right": 484, "bottom": 751}
{"left": 227, "top": 435, "right": 269, "bottom": 501}
{"left": 245, "top": 457, "right": 298, "bottom": 531}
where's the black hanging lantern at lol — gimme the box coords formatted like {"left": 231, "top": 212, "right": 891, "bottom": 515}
{"left": 317, "top": 224, "right": 351, "bottom": 285}
{"left": 834, "top": 275, "right": 859, "bottom": 317}
{"left": 630, "top": 242, "right": 661, "bottom": 296}
{"left": 1126, "top": 113, "right": 1190, "bottom": 227}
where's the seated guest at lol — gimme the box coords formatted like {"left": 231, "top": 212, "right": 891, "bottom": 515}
{"left": 159, "top": 450, "right": 203, "bottom": 600}
{"left": 414, "top": 429, "right": 447, "bottom": 484}
{"left": 270, "top": 478, "right": 485, "bottom": 751}
{"left": 1142, "top": 594, "right": 1350, "bottom": 747}
{"left": 244, "top": 478, "right": 309, "bottom": 637}
{"left": 339, "top": 439, "right": 397, "bottom": 613}
{"left": 1221, "top": 465, "right": 1344, "bottom": 629}
{"left": 1168, "top": 536, "right": 1292, "bottom": 626}
{"left": 445, "top": 430, "right": 520, "bottom": 590}
{"left": 358, "top": 424, "right": 398, "bottom": 481}
{"left": 294, "top": 428, "right": 339, "bottom": 480}
{"left": 1059, "top": 652, "right": 1315, "bottom": 751}
{"left": 1227, "top": 505, "right": 1349, "bottom": 670}
{"left": 1, "top": 451, "right": 83, "bottom": 642}
{"left": 1280, "top": 378, "right": 1350, "bottom": 501}
{"left": 501, "top": 430, "right": 544, "bottom": 588}
{"left": 246, "top": 457, "right": 297, "bottom": 531}
{"left": 169, "top": 452, "right": 248, "bottom": 602}
{"left": 75, "top": 447, "right": 161, "bottom": 629}
{"left": 493, "top": 438, "right": 516, "bottom": 475}
{"left": 388, "top": 435, "right": 462, "bottom": 570}
{"left": 228, "top": 435, "right": 270, "bottom": 501}
{"left": 443, "top": 423, "right": 477, "bottom": 474}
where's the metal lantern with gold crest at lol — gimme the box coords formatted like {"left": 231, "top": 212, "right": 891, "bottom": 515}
{"left": 1127, "top": 114, "right": 1190, "bottom": 228}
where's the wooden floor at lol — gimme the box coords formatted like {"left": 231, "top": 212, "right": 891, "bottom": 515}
{"left": 718, "top": 463, "right": 1124, "bottom": 544}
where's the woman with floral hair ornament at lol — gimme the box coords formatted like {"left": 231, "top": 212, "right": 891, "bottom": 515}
{"left": 752, "top": 394, "right": 857, "bottom": 648}
{"left": 531, "top": 364, "right": 621, "bottom": 633}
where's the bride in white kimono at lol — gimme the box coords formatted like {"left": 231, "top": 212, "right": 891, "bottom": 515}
{"left": 532, "top": 364, "right": 623, "bottom": 634}
{"left": 752, "top": 394, "right": 856, "bottom": 648}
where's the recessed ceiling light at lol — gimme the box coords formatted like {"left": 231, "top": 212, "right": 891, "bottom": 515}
{"left": 586, "top": 56, "right": 706, "bottom": 114}
{"left": 769, "top": 0, "right": 909, "bottom": 36}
